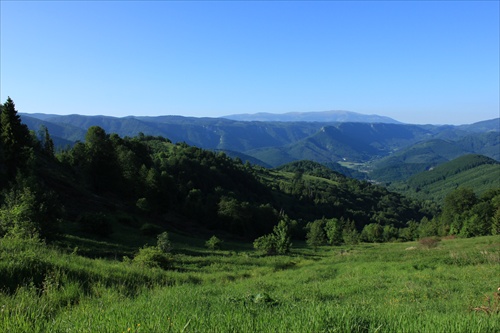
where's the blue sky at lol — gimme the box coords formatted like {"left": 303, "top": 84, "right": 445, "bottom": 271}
{"left": 1, "top": 1, "right": 498, "bottom": 125}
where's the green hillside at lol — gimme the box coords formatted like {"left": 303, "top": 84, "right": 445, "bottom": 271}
{"left": 1, "top": 115, "right": 430, "bottom": 244}
{"left": 390, "top": 154, "right": 500, "bottom": 202}
{"left": 2, "top": 234, "right": 499, "bottom": 332}
{"left": 370, "top": 139, "right": 471, "bottom": 182}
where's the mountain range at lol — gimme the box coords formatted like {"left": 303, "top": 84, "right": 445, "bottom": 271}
{"left": 19, "top": 111, "right": 499, "bottom": 182}
{"left": 222, "top": 110, "right": 402, "bottom": 123}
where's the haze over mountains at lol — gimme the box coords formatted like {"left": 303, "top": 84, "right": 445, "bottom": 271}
{"left": 19, "top": 110, "right": 499, "bottom": 182}
{"left": 222, "top": 110, "right": 402, "bottom": 123}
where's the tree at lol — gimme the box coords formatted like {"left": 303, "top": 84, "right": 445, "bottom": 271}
{"left": 84, "top": 126, "right": 119, "bottom": 192}
{"left": 253, "top": 218, "right": 293, "bottom": 255}
{"left": 0, "top": 179, "right": 61, "bottom": 240}
{"left": 492, "top": 205, "right": 500, "bottom": 235}
{"left": 342, "top": 219, "right": 359, "bottom": 245}
{"left": 217, "top": 196, "right": 252, "bottom": 235}
{"left": 40, "top": 125, "right": 54, "bottom": 156}
{"left": 382, "top": 225, "right": 398, "bottom": 242}
{"left": 441, "top": 187, "right": 477, "bottom": 234}
{"left": 0, "top": 97, "right": 31, "bottom": 179}
{"left": 399, "top": 220, "right": 418, "bottom": 241}
{"left": 305, "top": 218, "right": 326, "bottom": 250}
{"left": 418, "top": 216, "right": 439, "bottom": 238}
{"left": 325, "top": 218, "right": 343, "bottom": 245}
{"left": 273, "top": 218, "right": 292, "bottom": 254}
{"left": 157, "top": 231, "right": 172, "bottom": 253}
{"left": 361, "top": 223, "right": 383, "bottom": 243}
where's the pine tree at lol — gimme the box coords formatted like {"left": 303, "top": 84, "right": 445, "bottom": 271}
{"left": 0, "top": 97, "right": 31, "bottom": 178}
{"left": 40, "top": 125, "right": 54, "bottom": 156}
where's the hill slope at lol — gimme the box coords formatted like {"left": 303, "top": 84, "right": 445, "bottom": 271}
{"left": 390, "top": 154, "right": 500, "bottom": 202}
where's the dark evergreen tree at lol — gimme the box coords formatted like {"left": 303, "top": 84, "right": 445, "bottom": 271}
{"left": 40, "top": 125, "right": 54, "bottom": 156}
{"left": 84, "top": 126, "right": 119, "bottom": 192}
{"left": 0, "top": 97, "right": 31, "bottom": 180}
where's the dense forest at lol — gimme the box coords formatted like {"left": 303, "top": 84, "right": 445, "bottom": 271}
{"left": 1, "top": 97, "right": 499, "bottom": 253}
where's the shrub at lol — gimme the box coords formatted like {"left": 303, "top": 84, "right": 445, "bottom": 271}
{"left": 253, "top": 219, "right": 292, "bottom": 255}
{"left": 205, "top": 235, "right": 223, "bottom": 250}
{"left": 132, "top": 246, "right": 172, "bottom": 269}
{"left": 0, "top": 185, "right": 61, "bottom": 240}
{"left": 418, "top": 236, "right": 441, "bottom": 249}
{"left": 136, "top": 197, "right": 151, "bottom": 212}
{"left": 157, "top": 231, "right": 172, "bottom": 253}
{"left": 253, "top": 234, "right": 276, "bottom": 255}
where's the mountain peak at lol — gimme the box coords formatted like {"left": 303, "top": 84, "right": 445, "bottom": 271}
{"left": 221, "top": 110, "right": 402, "bottom": 124}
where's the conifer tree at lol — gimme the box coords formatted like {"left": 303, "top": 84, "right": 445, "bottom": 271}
{"left": 40, "top": 125, "right": 54, "bottom": 156}
{"left": 0, "top": 97, "right": 31, "bottom": 178}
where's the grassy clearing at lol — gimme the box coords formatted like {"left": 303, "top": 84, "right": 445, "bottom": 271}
{"left": 1, "top": 236, "right": 499, "bottom": 332}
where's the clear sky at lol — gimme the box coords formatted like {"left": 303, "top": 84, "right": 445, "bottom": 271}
{"left": 1, "top": 1, "right": 499, "bottom": 125}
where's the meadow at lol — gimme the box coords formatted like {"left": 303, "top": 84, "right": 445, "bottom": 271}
{"left": 1, "top": 235, "right": 499, "bottom": 333}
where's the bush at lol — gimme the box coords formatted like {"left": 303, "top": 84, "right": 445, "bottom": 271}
{"left": 0, "top": 236, "right": 52, "bottom": 293}
{"left": 0, "top": 184, "right": 61, "bottom": 240}
{"left": 418, "top": 236, "right": 441, "bottom": 249}
{"left": 253, "top": 234, "right": 276, "bottom": 255}
{"left": 253, "top": 219, "right": 292, "bottom": 255}
{"left": 205, "top": 235, "right": 223, "bottom": 250}
{"left": 132, "top": 246, "right": 172, "bottom": 269}
{"left": 157, "top": 231, "right": 172, "bottom": 253}
{"left": 136, "top": 197, "right": 151, "bottom": 212}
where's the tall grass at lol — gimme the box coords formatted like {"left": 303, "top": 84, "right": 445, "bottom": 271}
{"left": 1, "top": 235, "right": 499, "bottom": 332}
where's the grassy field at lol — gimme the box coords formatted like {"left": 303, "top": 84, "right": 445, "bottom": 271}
{"left": 1, "top": 235, "right": 499, "bottom": 332}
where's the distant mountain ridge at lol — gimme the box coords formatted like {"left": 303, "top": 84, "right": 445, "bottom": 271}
{"left": 19, "top": 112, "right": 499, "bottom": 181}
{"left": 222, "top": 110, "right": 402, "bottom": 123}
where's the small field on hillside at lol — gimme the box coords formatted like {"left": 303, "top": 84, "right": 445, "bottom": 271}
{"left": 1, "top": 235, "right": 499, "bottom": 332}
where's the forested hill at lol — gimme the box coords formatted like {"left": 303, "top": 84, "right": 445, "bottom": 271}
{"left": 389, "top": 154, "right": 500, "bottom": 202}
{"left": 1, "top": 98, "right": 432, "bottom": 242}
{"left": 2, "top": 98, "right": 499, "bottom": 249}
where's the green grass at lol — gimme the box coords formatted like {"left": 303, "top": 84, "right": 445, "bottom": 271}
{"left": 1, "top": 235, "right": 499, "bottom": 332}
